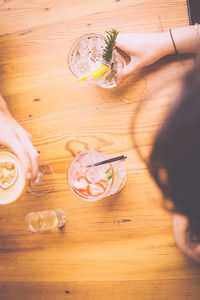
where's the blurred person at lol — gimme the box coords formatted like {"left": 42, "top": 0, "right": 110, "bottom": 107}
{"left": 116, "top": 24, "right": 200, "bottom": 263}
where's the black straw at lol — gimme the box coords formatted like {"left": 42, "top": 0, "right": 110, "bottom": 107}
{"left": 87, "top": 155, "right": 127, "bottom": 168}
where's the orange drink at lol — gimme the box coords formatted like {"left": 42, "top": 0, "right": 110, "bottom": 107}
{"left": 0, "top": 151, "right": 27, "bottom": 204}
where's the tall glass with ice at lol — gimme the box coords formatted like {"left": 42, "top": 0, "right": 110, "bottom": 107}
{"left": 68, "top": 33, "right": 125, "bottom": 88}
{"left": 67, "top": 151, "right": 127, "bottom": 201}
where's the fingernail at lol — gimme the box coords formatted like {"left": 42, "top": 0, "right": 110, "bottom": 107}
{"left": 31, "top": 181, "right": 36, "bottom": 187}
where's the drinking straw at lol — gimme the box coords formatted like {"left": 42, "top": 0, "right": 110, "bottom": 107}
{"left": 87, "top": 155, "right": 127, "bottom": 168}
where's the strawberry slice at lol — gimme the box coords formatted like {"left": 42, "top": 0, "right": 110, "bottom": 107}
{"left": 99, "top": 179, "right": 108, "bottom": 189}
{"left": 87, "top": 182, "right": 106, "bottom": 197}
{"left": 73, "top": 176, "right": 89, "bottom": 191}
{"left": 73, "top": 187, "right": 90, "bottom": 199}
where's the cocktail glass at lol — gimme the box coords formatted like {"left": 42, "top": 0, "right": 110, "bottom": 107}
{"left": 25, "top": 209, "right": 66, "bottom": 233}
{"left": 68, "top": 33, "right": 125, "bottom": 88}
{"left": 67, "top": 151, "right": 127, "bottom": 201}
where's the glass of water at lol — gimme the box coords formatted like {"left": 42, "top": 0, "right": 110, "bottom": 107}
{"left": 68, "top": 33, "right": 125, "bottom": 88}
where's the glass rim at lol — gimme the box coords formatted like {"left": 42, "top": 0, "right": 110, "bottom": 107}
{"left": 25, "top": 211, "right": 44, "bottom": 233}
{"left": 0, "top": 151, "right": 24, "bottom": 170}
{"left": 0, "top": 151, "right": 27, "bottom": 204}
{"left": 67, "top": 33, "right": 106, "bottom": 76}
{"left": 67, "top": 150, "right": 115, "bottom": 201}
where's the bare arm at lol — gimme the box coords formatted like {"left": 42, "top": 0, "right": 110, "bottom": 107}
{"left": 0, "top": 93, "right": 38, "bottom": 183}
{"left": 115, "top": 25, "right": 200, "bottom": 84}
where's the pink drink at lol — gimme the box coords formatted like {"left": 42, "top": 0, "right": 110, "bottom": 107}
{"left": 67, "top": 151, "right": 127, "bottom": 201}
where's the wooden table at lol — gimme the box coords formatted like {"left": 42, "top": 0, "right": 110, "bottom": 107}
{"left": 0, "top": 1, "right": 200, "bottom": 299}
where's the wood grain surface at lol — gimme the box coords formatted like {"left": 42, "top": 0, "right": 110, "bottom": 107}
{"left": 0, "top": 0, "right": 200, "bottom": 299}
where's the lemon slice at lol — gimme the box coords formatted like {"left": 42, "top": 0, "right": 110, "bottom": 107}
{"left": 0, "top": 161, "right": 18, "bottom": 190}
{"left": 78, "top": 63, "right": 109, "bottom": 82}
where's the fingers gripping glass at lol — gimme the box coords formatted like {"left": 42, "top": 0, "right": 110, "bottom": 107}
{"left": 28, "top": 161, "right": 55, "bottom": 196}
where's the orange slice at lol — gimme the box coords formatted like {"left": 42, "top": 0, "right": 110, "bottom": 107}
{"left": 0, "top": 161, "right": 18, "bottom": 190}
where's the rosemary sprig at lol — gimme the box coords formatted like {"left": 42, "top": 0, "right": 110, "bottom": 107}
{"left": 102, "top": 28, "right": 119, "bottom": 63}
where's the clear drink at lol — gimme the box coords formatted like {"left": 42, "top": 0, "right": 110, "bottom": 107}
{"left": 25, "top": 209, "right": 66, "bottom": 233}
{"left": 68, "top": 33, "right": 125, "bottom": 88}
{"left": 67, "top": 151, "right": 127, "bottom": 201}
{"left": 0, "top": 151, "right": 27, "bottom": 204}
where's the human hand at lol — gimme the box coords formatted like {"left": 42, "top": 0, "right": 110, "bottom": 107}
{"left": 0, "top": 107, "right": 39, "bottom": 184}
{"left": 115, "top": 32, "right": 173, "bottom": 84}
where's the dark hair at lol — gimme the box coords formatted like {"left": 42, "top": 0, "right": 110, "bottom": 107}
{"left": 148, "top": 56, "right": 200, "bottom": 243}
